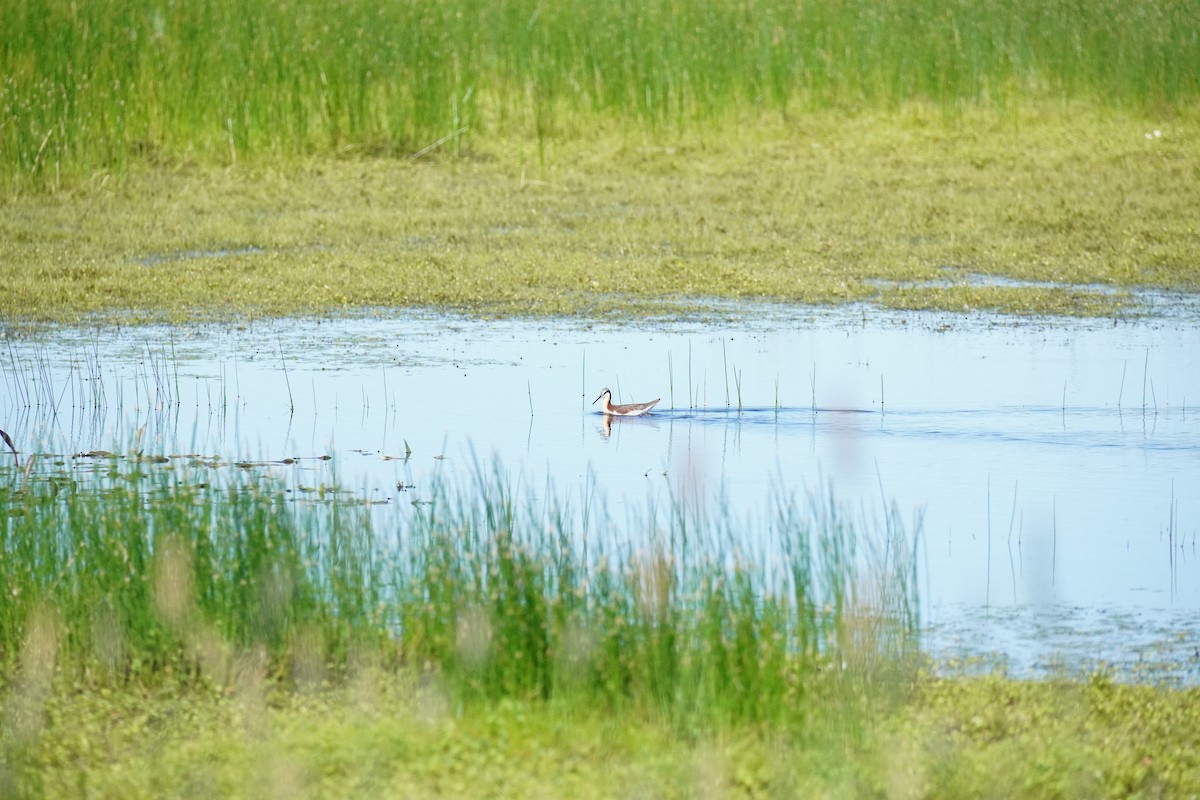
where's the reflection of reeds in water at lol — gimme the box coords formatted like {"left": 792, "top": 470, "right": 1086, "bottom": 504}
{"left": 1, "top": 339, "right": 206, "bottom": 466}
{"left": 3, "top": 337, "right": 182, "bottom": 417}
{"left": 0, "top": 450, "right": 918, "bottom": 724}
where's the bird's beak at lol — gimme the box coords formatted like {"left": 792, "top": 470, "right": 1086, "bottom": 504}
{"left": 592, "top": 392, "right": 603, "bottom": 405}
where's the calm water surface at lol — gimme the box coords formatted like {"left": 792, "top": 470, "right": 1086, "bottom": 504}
{"left": 4, "top": 304, "right": 1198, "bottom": 679}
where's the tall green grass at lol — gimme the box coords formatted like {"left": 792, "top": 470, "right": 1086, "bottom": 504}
{"left": 0, "top": 454, "right": 917, "bottom": 726}
{"left": 2, "top": 0, "right": 1197, "bottom": 189}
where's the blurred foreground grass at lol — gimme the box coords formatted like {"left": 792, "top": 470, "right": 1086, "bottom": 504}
{"left": 5, "top": 671, "right": 1199, "bottom": 798}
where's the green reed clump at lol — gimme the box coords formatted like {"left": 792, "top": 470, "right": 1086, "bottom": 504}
{"left": 0, "top": 459, "right": 385, "bottom": 682}
{"left": 0, "top": 453, "right": 917, "bottom": 726}
{"left": 3, "top": 0, "right": 1197, "bottom": 189}
{"left": 392, "top": 463, "right": 919, "bottom": 725}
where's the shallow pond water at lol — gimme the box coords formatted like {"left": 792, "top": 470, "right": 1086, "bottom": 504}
{"left": 4, "top": 304, "right": 1198, "bottom": 680}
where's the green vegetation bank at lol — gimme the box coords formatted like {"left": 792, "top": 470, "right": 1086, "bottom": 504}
{"left": 2, "top": 0, "right": 1198, "bottom": 320}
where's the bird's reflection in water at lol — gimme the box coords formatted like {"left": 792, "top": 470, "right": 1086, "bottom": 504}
{"left": 596, "top": 413, "right": 662, "bottom": 439}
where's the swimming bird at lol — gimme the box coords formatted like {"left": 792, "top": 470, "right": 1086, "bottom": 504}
{"left": 592, "top": 388, "right": 660, "bottom": 416}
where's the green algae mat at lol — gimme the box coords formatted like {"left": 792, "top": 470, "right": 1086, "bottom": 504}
{"left": 4, "top": 109, "right": 1198, "bottom": 323}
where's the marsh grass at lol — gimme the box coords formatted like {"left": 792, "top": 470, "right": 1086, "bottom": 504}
{"left": 0, "top": 448, "right": 917, "bottom": 729}
{"left": 409, "top": 463, "right": 918, "bottom": 724}
{"left": 2, "top": 0, "right": 1198, "bottom": 189}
